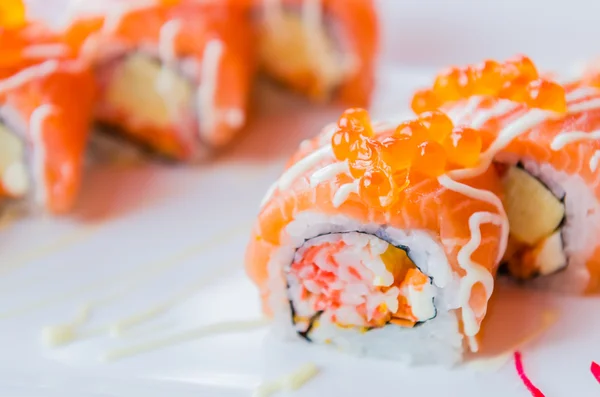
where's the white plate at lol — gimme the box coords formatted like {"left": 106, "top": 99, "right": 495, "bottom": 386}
{"left": 3, "top": 1, "right": 600, "bottom": 396}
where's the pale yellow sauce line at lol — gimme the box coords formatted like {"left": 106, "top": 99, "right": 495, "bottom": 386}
{"left": 253, "top": 363, "right": 320, "bottom": 397}
{"left": 0, "top": 224, "right": 101, "bottom": 277}
{"left": 45, "top": 259, "right": 240, "bottom": 347}
{"left": 1, "top": 223, "right": 248, "bottom": 321}
{"left": 102, "top": 317, "right": 270, "bottom": 361}
{"left": 108, "top": 261, "right": 238, "bottom": 337}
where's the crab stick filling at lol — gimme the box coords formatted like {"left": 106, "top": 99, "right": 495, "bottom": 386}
{"left": 96, "top": 53, "right": 196, "bottom": 157}
{"left": 258, "top": 3, "right": 347, "bottom": 101}
{"left": 288, "top": 232, "right": 436, "bottom": 335}
{"left": 0, "top": 123, "right": 28, "bottom": 198}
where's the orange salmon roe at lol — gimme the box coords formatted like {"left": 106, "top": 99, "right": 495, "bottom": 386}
{"left": 444, "top": 127, "right": 482, "bottom": 167}
{"left": 411, "top": 55, "right": 567, "bottom": 116}
{"left": 359, "top": 168, "right": 394, "bottom": 208}
{"left": 526, "top": 80, "right": 567, "bottom": 112}
{"left": 418, "top": 111, "right": 454, "bottom": 142}
{"left": 411, "top": 88, "right": 439, "bottom": 114}
{"left": 331, "top": 108, "right": 489, "bottom": 208}
{"left": 412, "top": 141, "right": 447, "bottom": 177}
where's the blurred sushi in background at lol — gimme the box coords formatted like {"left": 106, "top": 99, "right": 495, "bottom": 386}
{"left": 62, "top": 0, "right": 256, "bottom": 161}
{"left": 0, "top": 0, "right": 96, "bottom": 214}
{"left": 250, "top": 0, "right": 378, "bottom": 105}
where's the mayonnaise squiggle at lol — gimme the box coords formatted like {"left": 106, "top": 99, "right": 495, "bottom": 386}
{"left": 278, "top": 145, "right": 333, "bottom": 191}
{"left": 458, "top": 212, "right": 503, "bottom": 351}
{"left": 437, "top": 175, "right": 505, "bottom": 350}
{"left": 156, "top": 19, "right": 183, "bottom": 119}
{"left": 309, "top": 161, "right": 349, "bottom": 187}
{"left": 566, "top": 98, "right": 600, "bottom": 114}
{"left": 332, "top": 180, "right": 359, "bottom": 208}
{"left": 29, "top": 105, "right": 56, "bottom": 206}
{"left": 590, "top": 150, "right": 600, "bottom": 172}
{"left": 197, "top": 39, "right": 224, "bottom": 143}
{"left": 550, "top": 130, "right": 600, "bottom": 151}
{"left": 0, "top": 61, "right": 58, "bottom": 94}
{"left": 566, "top": 87, "right": 600, "bottom": 102}
{"left": 21, "top": 44, "right": 70, "bottom": 59}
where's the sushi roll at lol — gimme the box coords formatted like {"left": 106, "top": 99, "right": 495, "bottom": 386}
{"left": 412, "top": 55, "right": 600, "bottom": 293}
{"left": 251, "top": 0, "right": 377, "bottom": 105}
{"left": 0, "top": 4, "right": 96, "bottom": 214}
{"left": 246, "top": 108, "right": 507, "bottom": 365}
{"left": 63, "top": 0, "right": 255, "bottom": 161}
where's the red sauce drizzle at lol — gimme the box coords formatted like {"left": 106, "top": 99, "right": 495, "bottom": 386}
{"left": 513, "top": 351, "right": 545, "bottom": 397}
{"left": 592, "top": 361, "right": 600, "bottom": 384}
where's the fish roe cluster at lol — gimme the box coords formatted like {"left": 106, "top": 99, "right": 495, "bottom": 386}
{"left": 411, "top": 55, "right": 567, "bottom": 114}
{"left": 331, "top": 108, "right": 483, "bottom": 208}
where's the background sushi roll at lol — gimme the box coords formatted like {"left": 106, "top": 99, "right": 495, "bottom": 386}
{"left": 249, "top": 0, "right": 377, "bottom": 106}
{"left": 63, "top": 0, "right": 255, "bottom": 161}
{"left": 412, "top": 55, "right": 600, "bottom": 294}
{"left": 0, "top": 5, "right": 96, "bottom": 214}
{"left": 246, "top": 108, "right": 507, "bottom": 365}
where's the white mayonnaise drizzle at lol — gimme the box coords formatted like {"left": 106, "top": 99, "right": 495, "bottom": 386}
{"left": 278, "top": 145, "right": 333, "bottom": 191}
{"left": 566, "top": 87, "right": 600, "bottom": 102}
{"left": 551, "top": 130, "right": 600, "bottom": 151}
{"left": 29, "top": 105, "right": 56, "bottom": 206}
{"left": 309, "top": 161, "right": 349, "bottom": 187}
{"left": 332, "top": 180, "right": 359, "bottom": 208}
{"left": 156, "top": 19, "right": 182, "bottom": 92}
{"left": 103, "top": 318, "right": 269, "bottom": 361}
{"left": 21, "top": 44, "right": 70, "bottom": 59}
{"left": 469, "top": 101, "right": 519, "bottom": 129}
{"left": 448, "top": 96, "right": 483, "bottom": 125}
{"left": 0, "top": 61, "right": 59, "bottom": 94}
{"left": 438, "top": 176, "right": 504, "bottom": 349}
{"left": 253, "top": 363, "right": 319, "bottom": 397}
{"left": 567, "top": 98, "right": 600, "bottom": 114}
{"left": 197, "top": 39, "right": 224, "bottom": 142}
{"left": 260, "top": 182, "right": 279, "bottom": 208}
{"left": 590, "top": 151, "right": 600, "bottom": 172}
{"left": 156, "top": 19, "right": 183, "bottom": 120}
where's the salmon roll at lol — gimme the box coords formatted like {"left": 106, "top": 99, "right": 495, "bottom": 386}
{"left": 250, "top": 0, "right": 377, "bottom": 105}
{"left": 0, "top": 5, "right": 96, "bottom": 214}
{"left": 63, "top": 0, "right": 255, "bottom": 161}
{"left": 246, "top": 108, "right": 507, "bottom": 364}
{"left": 412, "top": 55, "right": 600, "bottom": 293}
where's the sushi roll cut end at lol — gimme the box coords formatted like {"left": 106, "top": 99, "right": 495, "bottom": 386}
{"left": 500, "top": 165, "right": 567, "bottom": 280}
{"left": 97, "top": 53, "right": 196, "bottom": 158}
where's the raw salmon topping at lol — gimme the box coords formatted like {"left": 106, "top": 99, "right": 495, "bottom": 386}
{"left": 411, "top": 55, "right": 567, "bottom": 114}
{"left": 331, "top": 108, "right": 485, "bottom": 208}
